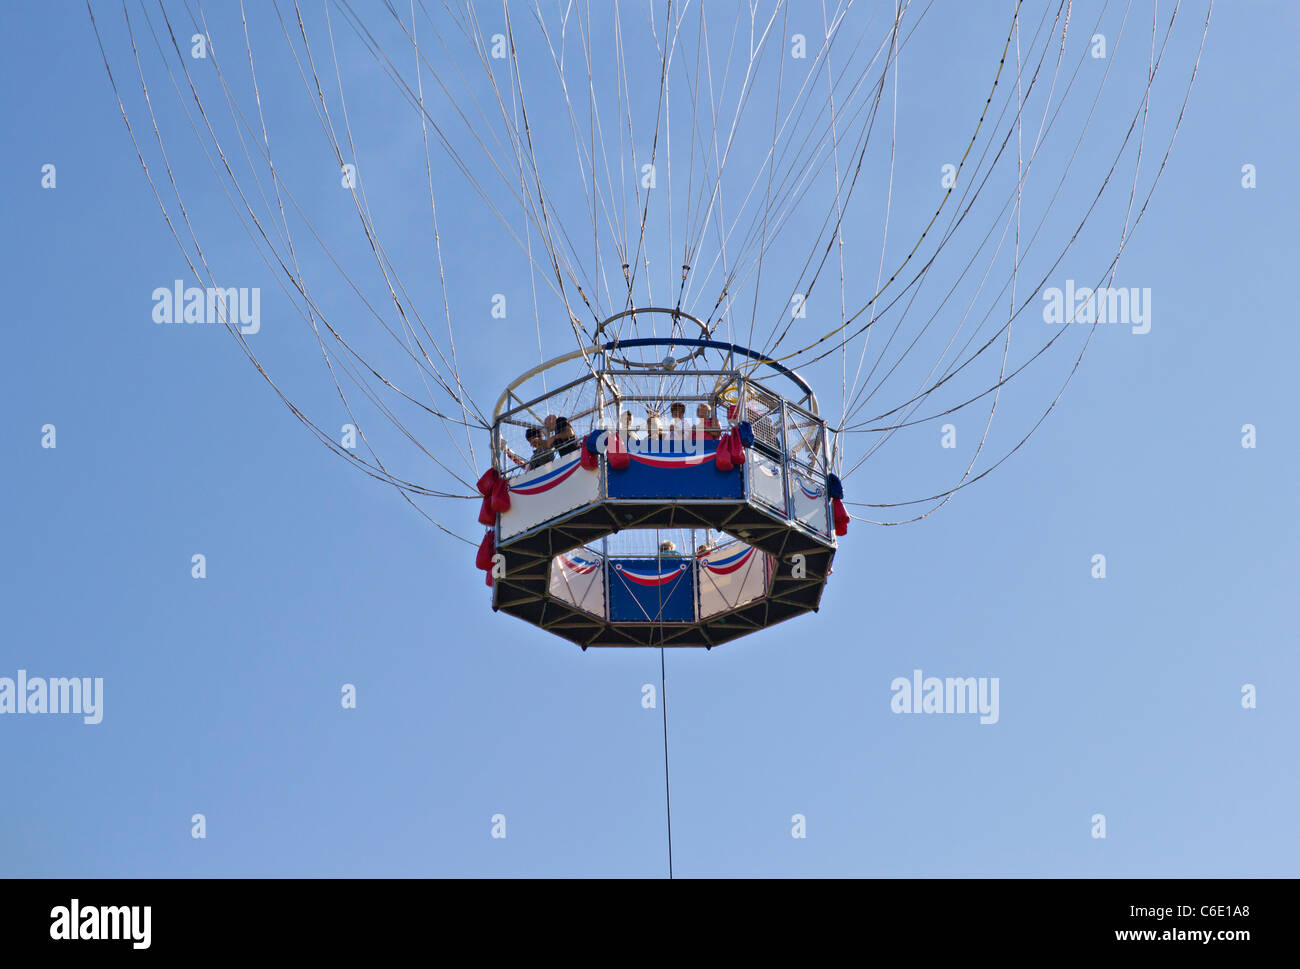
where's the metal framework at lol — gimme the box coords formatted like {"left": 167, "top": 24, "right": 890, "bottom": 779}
{"left": 486, "top": 333, "right": 837, "bottom": 649}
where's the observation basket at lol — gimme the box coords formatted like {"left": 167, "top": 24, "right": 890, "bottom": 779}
{"left": 472, "top": 310, "right": 850, "bottom": 649}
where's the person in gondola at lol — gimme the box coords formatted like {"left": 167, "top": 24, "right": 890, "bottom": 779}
{"left": 618, "top": 410, "right": 642, "bottom": 446}
{"left": 695, "top": 399, "right": 722, "bottom": 442}
{"left": 666, "top": 401, "right": 689, "bottom": 449}
{"left": 644, "top": 408, "right": 663, "bottom": 446}
{"left": 524, "top": 426, "right": 552, "bottom": 469}
{"left": 551, "top": 415, "right": 579, "bottom": 457}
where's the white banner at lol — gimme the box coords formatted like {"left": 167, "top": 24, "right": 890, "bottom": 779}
{"left": 549, "top": 550, "right": 606, "bottom": 617}
{"left": 499, "top": 455, "right": 601, "bottom": 541}
{"left": 789, "top": 468, "right": 829, "bottom": 535}
{"left": 697, "top": 542, "right": 768, "bottom": 619}
{"left": 747, "top": 449, "right": 786, "bottom": 513}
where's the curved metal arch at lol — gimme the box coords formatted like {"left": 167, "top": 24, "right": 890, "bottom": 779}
{"left": 592, "top": 306, "right": 710, "bottom": 351}
{"left": 602, "top": 338, "right": 818, "bottom": 409}
{"left": 493, "top": 337, "right": 819, "bottom": 420}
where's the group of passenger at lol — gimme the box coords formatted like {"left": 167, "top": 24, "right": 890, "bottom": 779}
{"left": 619, "top": 400, "right": 722, "bottom": 445}
{"left": 506, "top": 399, "right": 726, "bottom": 471}
{"left": 658, "top": 539, "right": 716, "bottom": 558}
{"left": 508, "top": 414, "right": 579, "bottom": 471}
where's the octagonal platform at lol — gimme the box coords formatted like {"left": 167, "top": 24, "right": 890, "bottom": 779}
{"left": 481, "top": 332, "right": 843, "bottom": 649}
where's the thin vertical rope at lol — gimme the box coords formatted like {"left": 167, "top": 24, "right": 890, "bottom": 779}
{"left": 659, "top": 636, "right": 674, "bottom": 879}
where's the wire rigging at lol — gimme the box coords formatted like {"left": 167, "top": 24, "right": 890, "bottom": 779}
{"left": 90, "top": 0, "right": 1212, "bottom": 533}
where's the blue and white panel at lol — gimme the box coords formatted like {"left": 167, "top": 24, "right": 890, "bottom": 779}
{"left": 747, "top": 450, "right": 786, "bottom": 512}
{"left": 606, "top": 443, "right": 744, "bottom": 500}
{"left": 607, "top": 557, "right": 696, "bottom": 623}
{"left": 697, "top": 543, "right": 768, "bottom": 618}
{"left": 549, "top": 550, "right": 606, "bottom": 617}
{"left": 789, "top": 467, "right": 830, "bottom": 535}
{"left": 499, "top": 455, "right": 601, "bottom": 541}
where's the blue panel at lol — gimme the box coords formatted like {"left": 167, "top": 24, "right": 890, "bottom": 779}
{"left": 607, "top": 557, "right": 696, "bottom": 623}
{"left": 607, "top": 441, "right": 745, "bottom": 500}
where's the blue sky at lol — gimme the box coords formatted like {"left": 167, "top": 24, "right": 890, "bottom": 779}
{"left": 2, "top": 1, "right": 1296, "bottom": 877}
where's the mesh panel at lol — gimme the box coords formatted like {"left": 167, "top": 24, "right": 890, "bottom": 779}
{"left": 743, "top": 381, "right": 784, "bottom": 453}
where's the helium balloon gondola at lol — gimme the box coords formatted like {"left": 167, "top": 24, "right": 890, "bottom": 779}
{"left": 475, "top": 309, "right": 845, "bottom": 648}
